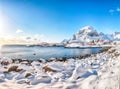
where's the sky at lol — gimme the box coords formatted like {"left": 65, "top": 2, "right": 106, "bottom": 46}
{"left": 0, "top": 0, "right": 120, "bottom": 44}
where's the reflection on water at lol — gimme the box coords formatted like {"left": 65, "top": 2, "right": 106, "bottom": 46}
{"left": 0, "top": 45, "right": 104, "bottom": 60}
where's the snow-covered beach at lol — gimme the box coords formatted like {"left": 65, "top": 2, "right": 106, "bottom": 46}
{"left": 0, "top": 26, "right": 120, "bottom": 89}
{"left": 1, "top": 0, "right": 120, "bottom": 88}
{"left": 0, "top": 46, "right": 120, "bottom": 89}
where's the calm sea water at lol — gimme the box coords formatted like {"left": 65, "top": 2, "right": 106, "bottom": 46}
{"left": 0, "top": 45, "right": 104, "bottom": 60}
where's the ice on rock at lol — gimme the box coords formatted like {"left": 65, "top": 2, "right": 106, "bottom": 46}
{"left": 16, "top": 79, "right": 27, "bottom": 84}
{"left": 30, "top": 76, "right": 51, "bottom": 85}
{"left": 46, "top": 62, "right": 65, "bottom": 72}
{"left": 14, "top": 70, "right": 28, "bottom": 80}
{"left": 31, "top": 61, "right": 40, "bottom": 66}
{"left": 39, "top": 58, "right": 46, "bottom": 63}
{"left": 91, "top": 63, "right": 100, "bottom": 69}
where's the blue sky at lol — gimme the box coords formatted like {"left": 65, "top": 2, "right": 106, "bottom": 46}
{"left": 0, "top": 0, "right": 120, "bottom": 43}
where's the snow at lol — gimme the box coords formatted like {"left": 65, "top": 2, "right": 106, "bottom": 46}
{"left": 0, "top": 47, "right": 120, "bottom": 89}
{"left": 113, "top": 32, "right": 120, "bottom": 40}
{"left": 62, "top": 26, "right": 120, "bottom": 48}
{"left": 30, "top": 76, "right": 51, "bottom": 85}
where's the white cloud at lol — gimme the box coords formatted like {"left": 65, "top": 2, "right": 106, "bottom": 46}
{"left": 24, "top": 34, "right": 45, "bottom": 43}
{"left": 0, "top": 31, "right": 54, "bottom": 44}
{"left": 34, "top": 34, "right": 44, "bottom": 38}
{"left": 109, "top": 9, "right": 114, "bottom": 13}
{"left": 16, "top": 29, "right": 24, "bottom": 33}
{"left": 109, "top": 7, "right": 120, "bottom": 14}
{"left": 116, "top": 8, "right": 120, "bottom": 12}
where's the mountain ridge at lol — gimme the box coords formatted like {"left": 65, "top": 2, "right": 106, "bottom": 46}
{"left": 61, "top": 26, "right": 120, "bottom": 47}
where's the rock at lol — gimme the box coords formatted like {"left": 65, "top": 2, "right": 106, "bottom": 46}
{"left": 8, "top": 66, "right": 18, "bottom": 72}
{"left": 25, "top": 73, "right": 31, "bottom": 78}
{"left": 43, "top": 66, "right": 57, "bottom": 72}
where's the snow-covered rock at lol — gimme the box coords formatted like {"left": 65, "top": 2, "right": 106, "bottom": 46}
{"left": 0, "top": 57, "right": 13, "bottom": 65}
{"left": 0, "top": 47, "right": 120, "bottom": 89}
{"left": 112, "top": 32, "right": 120, "bottom": 40}
{"left": 30, "top": 76, "right": 51, "bottom": 85}
{"left": 62, "top": 26, "right": 120, "bottom": 47}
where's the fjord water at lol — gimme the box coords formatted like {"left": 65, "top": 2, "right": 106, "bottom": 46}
{"left": 0, "top": 45, "right": 104, "bottom": 60}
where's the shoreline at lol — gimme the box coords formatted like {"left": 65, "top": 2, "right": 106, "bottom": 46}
{"left": 1, "top": 43, "right": 115, "bottom": 48}
{"left": 0, "top": 46, "right": 119, "bottom": 89}
{"left": 0, "top": 46, "right": 110, "bottom": 62}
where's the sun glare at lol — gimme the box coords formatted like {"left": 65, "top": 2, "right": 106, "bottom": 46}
{"left": 0, "top": 12, "right": 10, "bottom": 44}
{"left": 0, "top": 12, "right": 9, "bottom": 37}
{"left": 0, "top": 15, "right": 6, "bottom": 32}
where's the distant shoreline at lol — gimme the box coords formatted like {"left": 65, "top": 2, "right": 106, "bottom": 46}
{"left": 0, "top": 46, "right": 110, "bottom": 61}
{"left": 1, "top": 44, "right": 114, "bottom": 48}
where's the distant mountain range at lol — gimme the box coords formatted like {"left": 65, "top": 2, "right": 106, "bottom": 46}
{"left": 61, "top": 26, "right": 120, "bottom": 47}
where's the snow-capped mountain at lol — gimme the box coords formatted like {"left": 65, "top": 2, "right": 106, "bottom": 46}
{"left": 112, "top": 32, "right": 120, "bottom": 40}
{"left": 62, "top": 26, "right": 120, "bottom": 47}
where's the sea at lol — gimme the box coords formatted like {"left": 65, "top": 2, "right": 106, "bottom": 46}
{"left": 0, "top": 45, "right": 105, "bottom": 60}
